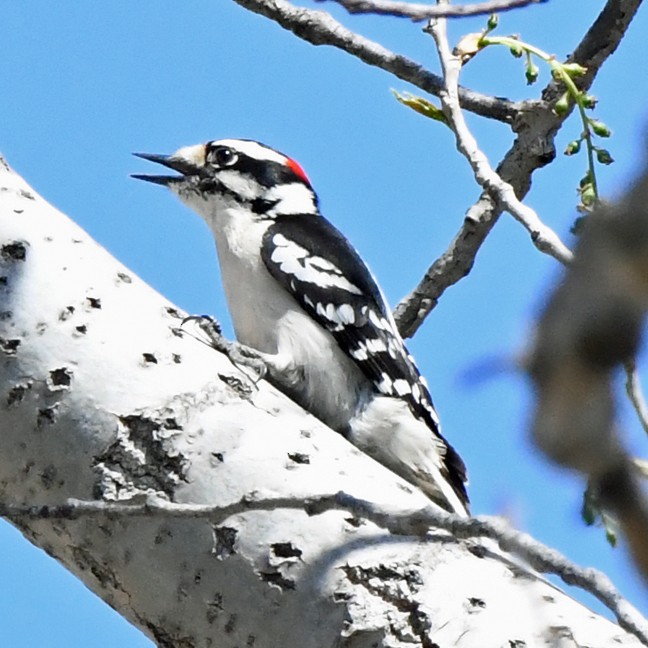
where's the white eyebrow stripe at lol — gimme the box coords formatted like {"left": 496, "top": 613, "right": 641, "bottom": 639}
{"left": 214, "top": 139, "right": 288, "bottom": 165}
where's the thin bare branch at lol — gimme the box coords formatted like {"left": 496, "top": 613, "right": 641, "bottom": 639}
{"left": 625, "top": 359, "right": 648, "bottom": 435}
{"left": 394, "top": 0, "right": 643, "bottom": 337}
{"left": 232, "top": 0, "right": 518, "bottom": 123}
{"left": 327, "top": 0, "right": 547, "bottom": 21}
{"left": 5, "top": 493, "right": 648, "bottom": 645}
{"left": 428, "top": 15, "right": 574, "bottom": 265}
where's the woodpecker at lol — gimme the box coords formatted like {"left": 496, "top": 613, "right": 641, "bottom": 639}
{"left": 133, "top": 139, "right": 469, "bottom": 515}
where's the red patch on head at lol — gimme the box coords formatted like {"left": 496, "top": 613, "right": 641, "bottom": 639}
{"left": 286, "top": 157, "right": 311, "bottom": 185}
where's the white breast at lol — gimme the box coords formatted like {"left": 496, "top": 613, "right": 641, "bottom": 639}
{"left": 190, "top": 195, "right": 371, "bottom": 431}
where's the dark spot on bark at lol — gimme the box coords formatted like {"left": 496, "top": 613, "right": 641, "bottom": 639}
{"left": 142, "top": 352, "right": 158, "bottom": 364}
{"left": 218, "top": 373, "right": 254, "bottom": 397}
{"left": 2, "top": 242, "right": 27, "bottom": 261}
{"left": 271, "top": 542, "right": 302, "bottom": 559}
{"left": 509, "top": 641, "right": 527, "bottom": 648}
{"left": 165, "top": 306, "right": 182, "bottom": 319}
{"left": 37, "top": 404, "right": 59, "bottom": 426}
{"left": 246, "top": 635, "right": 256, "bottom": 647}
{"left": 206, "top": 593, "right": 223, "bottom": 624}
{"left": 19, "top": 189, "right": 35, "bottom": 201}
{"left": 164, "top": 417, "right": 182, "bottom": 430}
{"left": 172, "top": 353, "right": 181, "bottom": 364}
{"left": 212, "top": 452, "right": 224, "bottom": 462}
{"left": 205, "top": 594, "right": 223, "bottom": 625}
{"left": 0, "top": 276, "right": 7, "bottom": 286}
{"left": 86, "top": 296, "right": 101, "bottom": 309}
{"left": 224, "top": 614, "right": 237, "bottom": 634}
{"left": 0, "top": 310, "right": 12, "bottom": 321}
{"left": 75, "top": 324, "right": 87, "bottom": 335}
{"left": 212, "top": 526, "right": 238, "bottom": 560}
{"left": 36, "top": 322, "right": 47, "bottom": 335}
{"left": 49, "top": 367, "right": 72, "bottom": 388}
{"left": 7, "top": 382, "right": 31, "bottom": 406}
{"left": 0, "top": 337, "right": 21, "bottom": 354}
{"left": 117, "top": 272, "right": 132, "bottom": 284}
{"left": 332, "top": 590, "right": 351, "bottom": 602}
{"left": 94, "top": 414, "right": 187, "bottom": 499}
{"left": 154, "top": 528, "right": 173, "bottom": 545}
{"left": 469, "top": 597, "right": 486, "bottom": 608}
{"left": 59, "top": 306, "right": 75, "bottom": 321}
{"left": 288, "top": 452, "right": 310, "bottom": 465}
{"left": 40, "top": 464, "right": 57, "bottom": 487}
{"left": 259, "top": 571, "right": 295, "bottom": 590}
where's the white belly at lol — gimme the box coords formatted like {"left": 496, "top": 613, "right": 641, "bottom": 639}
{"left": 211, "top": 212, "right": 370, "bottom": 431}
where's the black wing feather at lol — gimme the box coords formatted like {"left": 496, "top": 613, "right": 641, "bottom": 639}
{"left": 261, "top": 215, "right": 467, "bottom": 501}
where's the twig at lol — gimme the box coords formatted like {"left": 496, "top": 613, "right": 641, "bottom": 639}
{"left": 394, "top": 0, "right": 642, "bottom": 337}
{"left": 327, "top": 0, "right": 547, "bottom": 20}
{"left": 625, "top": 359, "right": 648, "bottom": 436}
{"left": 428, "top": 15, "right": 574, "bottom": 265}
{"left": 232, "top": 0, "right": 518, "bottom": 123}
{"left": 4, "top": 492, "right": 647, "bottom": 644}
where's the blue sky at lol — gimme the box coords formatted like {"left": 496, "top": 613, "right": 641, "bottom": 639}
{"left": 1, "top": 2, "right": 647, "bottom": 645}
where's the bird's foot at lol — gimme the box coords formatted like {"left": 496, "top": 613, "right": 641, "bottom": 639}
{"left": 182, "top": 315, "right": 267, "bottom": 382}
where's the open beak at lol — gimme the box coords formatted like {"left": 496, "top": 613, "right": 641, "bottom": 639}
{"left": 131, "top": 152, "right": 202, "bottom": 186}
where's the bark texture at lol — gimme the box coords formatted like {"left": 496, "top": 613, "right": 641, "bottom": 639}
{"left": 0, "top": 157, "right": 642, "bottom": 647}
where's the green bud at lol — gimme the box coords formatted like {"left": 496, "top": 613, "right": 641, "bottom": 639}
{"left": 562, "top": 62, "right": 587, "bottom": 77}
{"left": 564, "top": 140, "right": 581, "bottom": 156}
{"left": 579, "top": 170, "right": 593, "bottom": 188}
{"left": 581, "top": 498, "right": 596, "bottom": 525}
{"left": 486, "top": 13, "right": 498, "bottom": 31}
{"left": 525, "top": 59, "right": 539, "bottom": 85}
{"left": 580, "top": 183, "right": 596, "bottom": 207}
{"left": 509, "top": 42, "right": 523, "bottom": 58}
{"left": 581, "top": 94, "right": 597, "bottom": 109}
{"left": 589, "top": 119, "right": 611, "bottom": 137}
{"left": 554, "top": 92, "right": 570, "bottom": 116}
{"left": 596, "top": 148, "right": 614, "bottom": 165}
{"left": 605, "top": 527, "right": 618, "bottom": 548}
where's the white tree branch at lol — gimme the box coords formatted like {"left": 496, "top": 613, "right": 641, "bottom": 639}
{"left": 231, "top": 0, "right": 519, "bottom": 122}
{"left": 427, "top": 14, "right": 574, "bottom": 265}
{"left": 393, "top": 0, "right": 642, "bottom": 337}
{"left": 326, "top": 0, "right": 547, "bottom": 21}
{"left": 4, "top": 492, "right": 648, "bottom": 644}
{"left": 1, "top": 157, "right": 645, "bottom": 646}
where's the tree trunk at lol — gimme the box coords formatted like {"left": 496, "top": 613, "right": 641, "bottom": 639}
{"left": 0, "top": 156, "right": 641, "bottom": 647}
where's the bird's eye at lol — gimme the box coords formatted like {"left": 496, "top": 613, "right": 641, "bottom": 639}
{"left": 207, "top": 146, "right": 238, "bottom": 168}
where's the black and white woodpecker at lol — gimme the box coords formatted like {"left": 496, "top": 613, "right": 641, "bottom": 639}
{"left": 133, "top": 139, "right": 469, "bottom": 515}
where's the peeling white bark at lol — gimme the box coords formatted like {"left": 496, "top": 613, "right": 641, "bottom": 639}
{"left": 0, "top": 157, "right": 642, "bottom": 647}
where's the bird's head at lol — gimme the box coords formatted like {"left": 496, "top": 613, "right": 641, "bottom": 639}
{"left": 133, "top": 139, "right": 318, "bottom": 220}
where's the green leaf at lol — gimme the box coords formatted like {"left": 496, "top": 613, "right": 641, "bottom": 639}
{"left": 391, "top": 90, "right": 449, "bottom": 126}
{"left": 562, "top": 62, "right": 587, "bottom": 77}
